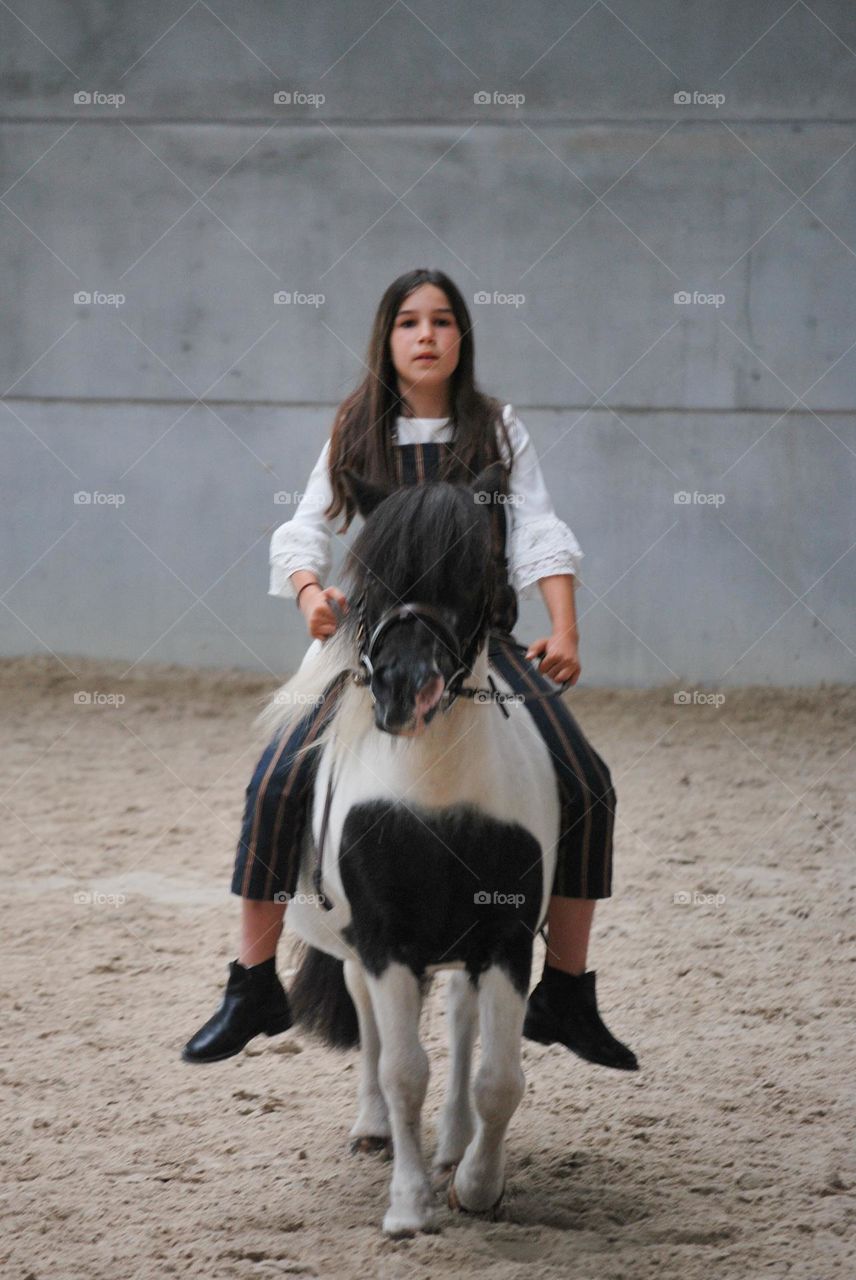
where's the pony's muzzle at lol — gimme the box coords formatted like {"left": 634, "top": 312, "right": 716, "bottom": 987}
{"left": 374, "top": 664, "right": 446, "bottom": 735}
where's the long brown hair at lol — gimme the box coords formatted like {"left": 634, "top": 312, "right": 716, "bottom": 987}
{"left": 325, "top": 269, "right": 513, "bottom": 533}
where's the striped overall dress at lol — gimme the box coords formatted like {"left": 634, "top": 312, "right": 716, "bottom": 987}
{"left": 231, "top": 441, "right": 616, "bottom": 903}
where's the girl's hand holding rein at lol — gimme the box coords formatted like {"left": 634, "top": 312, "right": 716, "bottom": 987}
{"left": 530, "top": 572, "right": 581, "bottom": 686}
{"left": 526, "top": 628, "right": 582, "bottom": 687}
{"left": 301, "top": 583, "right": 349, "bottom": 640}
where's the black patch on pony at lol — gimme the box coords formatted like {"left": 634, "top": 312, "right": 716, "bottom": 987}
{"left": 338, "top": 800, "right": 543, "bottom": 995}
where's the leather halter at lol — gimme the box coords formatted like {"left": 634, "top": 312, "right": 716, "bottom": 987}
{"left": 351, "top": 594, "right": 488, "bottom": 716}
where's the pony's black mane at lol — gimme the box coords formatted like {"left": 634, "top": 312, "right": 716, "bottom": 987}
{"left": 339, "top": 480, "right": 495, "bottom": 647}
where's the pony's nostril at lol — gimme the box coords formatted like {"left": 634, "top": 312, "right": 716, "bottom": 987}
{"left": 415, "top": 672, "right": 445, "bottom": 719}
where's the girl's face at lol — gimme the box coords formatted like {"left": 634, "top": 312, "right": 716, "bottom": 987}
{"left": 389, "top": 284, "right": 461, "bottom": 400}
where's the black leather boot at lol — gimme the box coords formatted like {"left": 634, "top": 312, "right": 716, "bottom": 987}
{"left": 181, "top": 956, "right": 293, "bottom": 1064}
{"left": 523, "top": 966, "right": 638, "bottom": 1071}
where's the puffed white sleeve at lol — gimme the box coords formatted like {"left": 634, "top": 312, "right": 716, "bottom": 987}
{"left": 500, "top": 404, "right": 584, "bottom": 600}
{"left": 268, "top": 439, "right": 336, "bottom": 600}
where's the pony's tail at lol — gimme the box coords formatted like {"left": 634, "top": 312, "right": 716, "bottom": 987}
{"left": 289, "top": 944, "right": 359, "bottom": 1050}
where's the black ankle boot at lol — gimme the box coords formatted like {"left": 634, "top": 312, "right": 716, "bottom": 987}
{"left": 523, "top": 966, "right": 639, "bottom": 1071}
{"left": 181, "top": 957, "right": 293, "bottom": 1064}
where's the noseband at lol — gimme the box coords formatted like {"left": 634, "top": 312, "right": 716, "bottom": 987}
{"left": 351, "top": 594, "right": 487, "bottom": 714}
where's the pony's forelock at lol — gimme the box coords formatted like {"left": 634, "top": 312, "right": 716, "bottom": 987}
{"left": 344, "top": 481, "right": 492, "bottom": 611}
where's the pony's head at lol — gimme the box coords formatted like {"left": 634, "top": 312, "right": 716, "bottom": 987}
{"left": 338, "top": 462, "right": 505, "bottom": 736}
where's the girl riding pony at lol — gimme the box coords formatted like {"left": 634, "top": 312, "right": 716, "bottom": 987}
{"left": 182, "top": 268, "right": 638, "bottom": 1074}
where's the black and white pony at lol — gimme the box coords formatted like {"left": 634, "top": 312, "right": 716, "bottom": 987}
{"left": 262, "top": 463, "right": 560, "bottom": 1236}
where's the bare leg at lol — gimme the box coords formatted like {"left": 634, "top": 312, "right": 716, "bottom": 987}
{"left": 544, "top": 896, "right": 595, "bottom": 975}
{"left": 238, "top": 899, "right": 286, "bottom": 966}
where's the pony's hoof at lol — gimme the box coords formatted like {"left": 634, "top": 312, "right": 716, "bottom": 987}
{"left": 382, "top": 1207, "right": 438, "bottom": 1237}
{"left": 350, "top": 1135, "right": 393, "bottom": 1159}
{"left": 448, "top": 1169, "right": 505, "bottom": 1218}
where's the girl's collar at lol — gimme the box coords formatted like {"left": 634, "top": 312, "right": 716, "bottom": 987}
{"left": 391, "top": 414, "right": 453, "bottom": 443}
{"left": 396, "top": 414, "right": 451, "bottom": 423}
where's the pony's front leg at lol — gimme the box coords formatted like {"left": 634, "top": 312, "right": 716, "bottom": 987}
{"left": 433, "top": 970, "right": 477, "bottom": 1182}
{"left": 343, "top": 958, "right": 390, "bottom": 1155}
{"left": 449, "top": 966, "right": 526, "bottom": 1215}
{"left": 365, "top": 963, "right": 436, "bottom": 1237}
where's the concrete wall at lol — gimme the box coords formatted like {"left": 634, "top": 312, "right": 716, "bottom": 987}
{"left": 2, "top": 1, "right": 854, "bottom": 684}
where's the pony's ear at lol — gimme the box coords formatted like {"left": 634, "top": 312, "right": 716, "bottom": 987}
{"left": 470, "top": 461, "right": 506, "bottom": 504}
{"left": 342, "top": 467, "right": 396, "bottom": 519}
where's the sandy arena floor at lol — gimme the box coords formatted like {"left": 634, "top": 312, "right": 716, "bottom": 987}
{"left": 1, "top": 656, "right": 854, "bottom": 1280}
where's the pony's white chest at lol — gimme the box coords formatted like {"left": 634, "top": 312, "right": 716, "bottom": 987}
{"left": 301, "top": 689, "right": 559, "bottom": 938}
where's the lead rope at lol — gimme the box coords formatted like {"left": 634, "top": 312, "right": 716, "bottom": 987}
{"left": 486, "top": 673, "right": 510, "bottom": 719}
{"left": 314, "top": 764, "right": 336, "bottom": 912}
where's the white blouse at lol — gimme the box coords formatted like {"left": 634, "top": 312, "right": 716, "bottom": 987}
{"left": 269, "top": 403, "right": 583, "bottom": 602}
